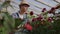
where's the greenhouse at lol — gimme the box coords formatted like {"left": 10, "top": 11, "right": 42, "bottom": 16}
{"left": 0, "top": 0, "right": 60, "bottom": 34}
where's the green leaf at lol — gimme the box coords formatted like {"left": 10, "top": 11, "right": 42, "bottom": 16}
{"left": 1, "top": 12, "right": 15, "bottom": 34}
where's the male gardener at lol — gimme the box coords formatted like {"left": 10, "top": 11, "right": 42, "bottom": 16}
{"left": 12, "top": 0, "right": 30, "bottom": 20}
{"left": 12, "top": 0, "right": 30, "bottom": 34}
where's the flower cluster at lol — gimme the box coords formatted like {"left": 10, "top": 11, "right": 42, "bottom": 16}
{"left": 24, "top": 8, "right": 56, "bottom": 31}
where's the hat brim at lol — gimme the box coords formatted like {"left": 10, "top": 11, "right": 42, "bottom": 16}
{"left": 19, "top": 4, "right": 30, "bottom": 7}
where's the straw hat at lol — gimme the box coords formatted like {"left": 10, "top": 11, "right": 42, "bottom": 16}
{"left": 19, "top": 0, "right": 30, "bottom": 7}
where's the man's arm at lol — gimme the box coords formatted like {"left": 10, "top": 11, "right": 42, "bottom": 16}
{"left": 11, "top": 13, "right": 18, "bottom": 18}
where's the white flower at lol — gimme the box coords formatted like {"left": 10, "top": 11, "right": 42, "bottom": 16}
{"left": 47, "top": 13, "right": 54, "bottom": 17}
{"left": 51, "top": 21, "right": 54, "bottom": 23}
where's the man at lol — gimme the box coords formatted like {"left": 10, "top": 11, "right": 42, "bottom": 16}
{"left": 12, "top": 0, "right": 30, "bottom": 20}
{"left": 12, "top": 0, "right": 30, "bottom": 34}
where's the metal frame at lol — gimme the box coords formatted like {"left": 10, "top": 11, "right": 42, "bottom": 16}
{"left": 53, "top": 0, "right": 60, "bottom": 4}
{"left": 35, "top": 0, "right": 52, "bottom": 7}
{"left": 11, "top": 0, "right": 60, "bottom": 14}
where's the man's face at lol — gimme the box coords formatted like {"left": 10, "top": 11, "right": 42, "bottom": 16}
{"left": 20, "top": 5, "right": 29, "bottom": 12}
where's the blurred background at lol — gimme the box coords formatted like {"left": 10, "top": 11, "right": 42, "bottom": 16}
{"left": 0, "top": 0, "right": 60, "bottom": 15}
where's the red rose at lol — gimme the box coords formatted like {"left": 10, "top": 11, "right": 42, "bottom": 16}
{"left": 30, "top": 11, "right": 34, "bottom": 15}
{"left": 37, "top": 16, "right": 43, "bottom": 21}
{"left": 32, "top": 18, "right": 37, "bottom": 22}
{"left": 24, "top": 24, "right": 32, "bottom": 31}
{"left": 51, "top": 7, "right": 55, "bottom": 11}
{"left": 48, "top": 17, "right": 53, "bottom": 22}
{"left": 48, "top": 7, "right": 56, "bottom": 13}
{"left": 42, "top": 8, "right": 46, "bottom": 12}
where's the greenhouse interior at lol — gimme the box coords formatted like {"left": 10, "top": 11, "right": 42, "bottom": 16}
{"left": 0, "top": 0, "right": 60, "bottom": 34}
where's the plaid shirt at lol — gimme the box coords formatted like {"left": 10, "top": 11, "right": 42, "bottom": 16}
{"left": 11, "top": 11, "right": 29, "bottom": 24}
{"left": 12, "top": 11, "right": 27, "bottom": 18}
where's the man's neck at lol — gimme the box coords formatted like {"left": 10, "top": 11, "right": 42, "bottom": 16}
{"left": 19, "top": 11, "right": 25, "bottom": 15}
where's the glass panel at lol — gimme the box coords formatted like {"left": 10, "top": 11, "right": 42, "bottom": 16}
{"left": 55, "top": 0, "right": 60, "bottom": 3}
{"left": 26, "top": 0, "right": 51, "bottom": 10}
{"left": 36, "top": 0, "right": 58, "bottom": 7}
{"left": 10, "top": 0, "right": 60, "bottom": 14}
